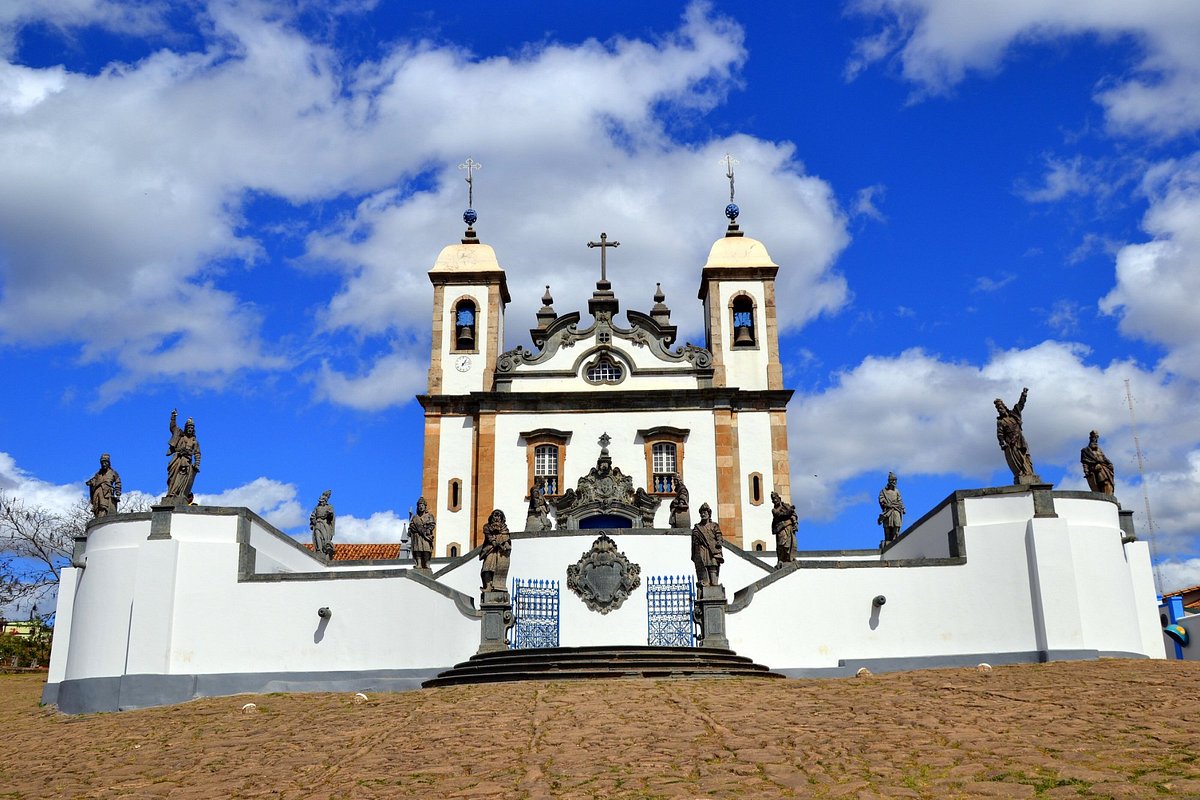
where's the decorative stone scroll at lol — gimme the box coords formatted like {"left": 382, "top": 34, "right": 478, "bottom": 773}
{"left": 566, "top": 534, "right": 642, "bottom": 614}
{"left": 551, "top": 437, "right": 661, "bottom": 528}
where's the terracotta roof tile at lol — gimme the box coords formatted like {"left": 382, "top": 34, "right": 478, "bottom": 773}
{"left": 304, "top": 543, "right": 403, "bottom": 561}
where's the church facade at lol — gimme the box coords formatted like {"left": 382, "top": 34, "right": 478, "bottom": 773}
{"left": 419, "top": 218, "right": 791, "bottom": 556}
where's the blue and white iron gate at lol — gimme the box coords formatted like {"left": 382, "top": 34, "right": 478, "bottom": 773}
{"left": 511, "top": 578, "right": 560, "bottom": 649}
{"left": 646, "top": 575, "right": 696, "bottom": 647}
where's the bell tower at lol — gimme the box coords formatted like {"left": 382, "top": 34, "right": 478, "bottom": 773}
{"left": 420, "top": 160, "right": 509, "bottom": 555}
{"left": 697, "top": 202, "right": 782, "bottom": 392}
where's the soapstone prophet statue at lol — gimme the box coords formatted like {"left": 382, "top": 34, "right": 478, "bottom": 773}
{"left": 164, "top": 409, "right": 201, "bottom": 505}
{"left": 770, "top": 491, "right": 798, "bottom": 564}
{"left": 877, "top": 472, "right": 905, "bottom": 545}
{"left": 409, "top": 496, "right": 436, "bottom": 570}
{"left": 86, "top": 453, "right": 122, "bottom": 518}
{"left": 479, "top": 509, "right": 512, "bottom": 593}
{"left": 309, "top": 490, "right": 335, "bottom": 559}
{"left": 994, "top": 388, "right": 1037, "bottom": 483}
{"left": 691, "top": 503, "right": 724, "bottom": 587}
{"left": 1081, "top": 431, "right": 1115, "bottom": 495}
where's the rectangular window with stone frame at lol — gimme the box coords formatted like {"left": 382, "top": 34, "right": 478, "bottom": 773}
{"left": 534, "top": 445, "right": 559, "bottom": 495}
{"left": 640, "top": 427, "right": 687, "bottom": 495}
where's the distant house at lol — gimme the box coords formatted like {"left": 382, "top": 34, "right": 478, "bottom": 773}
{"left": 303, "top": 543, "right": 404, "bottom": 561}
{"left": 0, "top": 619, "right": 43, "bottom": 638}
{"left": 1162, "top": 585, "right": 1200, "bottom": 614}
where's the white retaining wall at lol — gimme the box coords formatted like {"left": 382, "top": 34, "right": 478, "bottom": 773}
{"left": 46, "top": 487, "right": 1164, "bottom": 712}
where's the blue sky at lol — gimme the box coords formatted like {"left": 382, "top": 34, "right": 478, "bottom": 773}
{"left": 2, "top": 1, "right": 1199, "bottom": 597}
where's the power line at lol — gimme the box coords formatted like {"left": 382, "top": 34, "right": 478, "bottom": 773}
{"left": 1124, "top": 378, "right": 1162, "bottom": 592}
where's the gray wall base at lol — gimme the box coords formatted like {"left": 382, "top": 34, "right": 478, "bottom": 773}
{"left": 44, "top": 667, "right": 445, "bottom": 714}
{"left": 775, "top": 649, "right": 1147, "bottom": 679}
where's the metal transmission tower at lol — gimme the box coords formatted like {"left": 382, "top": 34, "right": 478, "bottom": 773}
{"left": 1124, "top": 378, "right": 1162, "bottom": 592}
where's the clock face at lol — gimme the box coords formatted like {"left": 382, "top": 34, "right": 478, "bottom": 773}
{"left": 455, "top": 356, "right": 472, "bottom": 372}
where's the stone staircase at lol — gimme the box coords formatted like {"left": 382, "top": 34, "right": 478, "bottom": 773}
{"left": 422, "top": 645, "right": 784, "bottom": 687}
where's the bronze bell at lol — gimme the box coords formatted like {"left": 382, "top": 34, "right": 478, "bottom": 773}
{"left": 734, "top": 324, "right": 754, "bottom": 346}
{"left": 456, "top": 324, "right": 475, "bottom": 350}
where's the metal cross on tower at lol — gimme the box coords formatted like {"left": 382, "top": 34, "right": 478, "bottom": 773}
{"left": 587, "top": 232, "right": 620, "bottom": 283}
{"left": 721, "top": 153, "right": 739, "bottom": 203}
{"left": 458, "top": 157, "right": 481, "bottom": 207}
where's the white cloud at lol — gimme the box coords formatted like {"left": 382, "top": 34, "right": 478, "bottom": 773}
{"left": 314, "top": 350, "right": 429, "bottom": 412}
{"left": 787, "top": 342, "right": 1200, "bottom": 553}
{"left": 972, "top": 272, "right": 1016, "bottom": 293}
{"left": 0, "top": 452, "right": 83, "bottom": 514}
{"left": 337, "top": 510, "right": 409, "bottom": 544}
{"left": 195, "top": 476, "right": 306, "bottom": 530}
{"left": 852, "top": 184, "right": 887, "bottom": 222}
{"left": 845, "top": 1, "right": 1200, "bottom": 137}
{"left": 1100, "top": 155, "right": 1200, "bottom": 380}
{"left": 0, "top": 1, "right": 169, "bottom": 59}
{"left": 1017, "top": 156, "right": 1093, "bottom": 203}
{"left": 0, "top": 3, "right": 849, "bottom": 408}
{"left": 1159, "top": 557, "right": 1200, "bottom": 594}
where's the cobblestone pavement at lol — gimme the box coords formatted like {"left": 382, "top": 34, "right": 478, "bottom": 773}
{"left": 3, "top": 659, "right": 1199, "bottom": 799}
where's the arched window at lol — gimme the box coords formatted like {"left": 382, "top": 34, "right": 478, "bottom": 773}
{"left": 454, "top": 299, "right": 477, "bottom": 352}
{"left": 447, "top": 478, "right": 462, "bottom": 512}
{"left": 448, "top": 544, "right": 460, "bottom": 558}
{"left": 752, "top": 540, "right": 767, "bottom": 552}
{"left": 731, "top": 294, "right": 756, "bottom": 348}
{"left": 749, "top": 472, "right": 764, "bottom": 506}
{"left": 585, "top": 356, "right": 623, "bottom": 384}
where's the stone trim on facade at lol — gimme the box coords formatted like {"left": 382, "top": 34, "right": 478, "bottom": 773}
{"left": 713, "top": 405, "right": 744, "bottom": 546}
{"left": 421, "top": 414, "right": 441, "bottom": 519}
{"left": 472, "top": 412, "right": 497, "bottom": 549}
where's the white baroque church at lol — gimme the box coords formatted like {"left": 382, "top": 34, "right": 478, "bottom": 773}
{"left": 420, "top": 212, "right": 788, "bottom": 555}
{"left": 41, "top": 200, "right": 1168, "bottom": 714}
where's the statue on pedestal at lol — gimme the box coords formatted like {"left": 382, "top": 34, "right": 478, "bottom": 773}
{"left": 86, "top": 454, "right": 122, "bottom": 518}
{"left": 691, "top": 502, "right": 724, "bottom": 587}
{"left": 163, "top": 409, "right": 201, "bottom": 505}
{"left": 409, "top": 496, "right": 435, "bottom": 570}
{"left": 524, "top": 476, "right": 552, "bottom": 532}
{"left": 1081, "top": 431, "right": 1115, "bottom": 495}
{"left": 770, "top": 491, "right": 798, "bottom": 564}
{"left": 309, "top": 490, "right": 335, "bottom": 559}
{"left": 994, "top": 388, "right": 1039, "bottom": 484}
{"left": 480, "top": 509, "right": 512, "bottom": 593}
{"left": 668, "top": 476, "right": 690, "bottom": 528}
{"left": 877, "top": 472, "right": 905, "bottom": 545}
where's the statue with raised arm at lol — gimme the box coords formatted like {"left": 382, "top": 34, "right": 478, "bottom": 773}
{"left": 1081, "top": 431, "right": 1115, "bottom": 495}
{"left": 770, "top": 491, "right": 798, "bottom": 564}
{"left": 877, "top": 472, "right": 905, "bottom": 545}
{"left": 479, "top": 509, "right": 512, "bottom": 593}
{"left": 409, "top": 496, "right": 435, "bottom": 570}
{"left": 994, "top": 388, "right": 1039, "bottom": 484}
{"left": 524, "top": 476, "right": 552, "bottom": 532}
{"left": 163, "top": 409, "right": 201, "bottom": 505}
{"left": 691, "top": 503, "right": 724, "bottom": 587}
{"left": 668, "top": 475, "right": 690, "bottom": 528}
{"left": 86, "top": 453, "right": 122, "bottom": 518}
{"left": 309, "top": 490, "right": 335, "bottom": 559}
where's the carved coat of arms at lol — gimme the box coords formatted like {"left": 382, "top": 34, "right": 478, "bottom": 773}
{"left": 566, "top": 534, "right": 642, "bottom": 614}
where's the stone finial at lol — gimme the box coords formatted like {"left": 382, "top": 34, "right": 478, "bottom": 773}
{"left": 536, "top": 285, "right": 557, "bottom": 329}
{"left": 650, "top": 283, "right": 671, "bottom": 325}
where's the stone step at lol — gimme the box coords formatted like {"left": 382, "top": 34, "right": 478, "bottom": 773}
{"left": 446, "top": 645, "right": 759, "bottom": 669}
{"left": 423, "top": 646, "right": 784, "bottom": 688}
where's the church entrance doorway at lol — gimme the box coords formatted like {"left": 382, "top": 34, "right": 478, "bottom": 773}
{"left": 579, "top": 514, "right": 633, "bottom": 529}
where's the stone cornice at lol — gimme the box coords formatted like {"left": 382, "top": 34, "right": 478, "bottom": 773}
{"left": 417, "top": 387, "right": 794, "bottom": 414}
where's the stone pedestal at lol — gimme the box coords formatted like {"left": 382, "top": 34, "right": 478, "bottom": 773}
{"left": 71, "top": 535, "right": 89, "bottom": 569}
{"left": 696, "top": 584, "right": 729, "bottom": 650}
{"left": 478, "top": 590, "right": 514, "bottom": 654}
